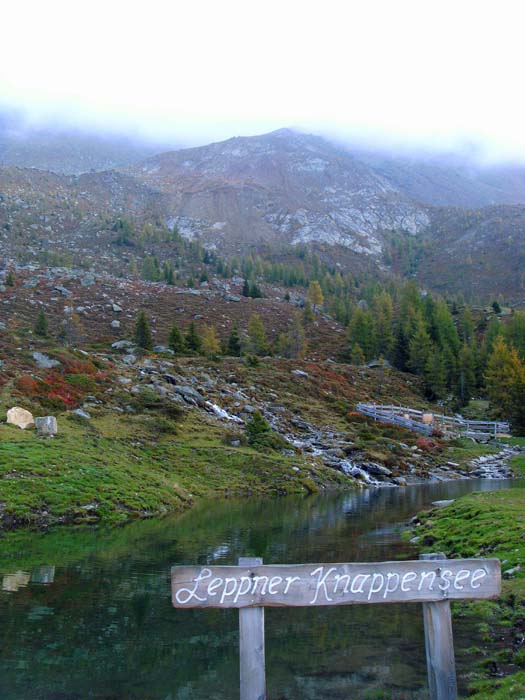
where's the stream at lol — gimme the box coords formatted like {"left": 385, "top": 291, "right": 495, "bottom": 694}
{"left": 0, "top": 478, "right": 522, "bottom": 699}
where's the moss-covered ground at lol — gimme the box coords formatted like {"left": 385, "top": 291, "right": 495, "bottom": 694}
{"left": 410, "top": 489, "right": 525, "bottom": 698}
{"left": 0, "top": 410, "right": 347, "bottom": 529}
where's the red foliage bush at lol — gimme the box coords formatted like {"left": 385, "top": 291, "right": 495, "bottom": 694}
{"left": 415, "top": 437, "right": 443, "bottom": 453}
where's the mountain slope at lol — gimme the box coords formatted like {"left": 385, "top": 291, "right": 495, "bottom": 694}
{"left": 125, "top": 129, "right": 430, "bottom": 257}
{"left": 360, "top": 150, "right": 525, "bottom": 207}
{"left": 0, "top": 110, "right": 164, "bottom": 174}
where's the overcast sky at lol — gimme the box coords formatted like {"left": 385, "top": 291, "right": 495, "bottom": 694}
{"left": 1, "top": 0, "right": 524, "bottom": 161}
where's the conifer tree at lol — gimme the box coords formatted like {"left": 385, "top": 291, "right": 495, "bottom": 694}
{"left": 34, "top": 309, "right": 48, "bottom": 337}
{"left": 485, "top": 336, "right": 524, "bottom": 419}
{"left": 168, "top": 322, "right": 186, "bottom": 354}
{"left": 227, "top": 325, "right": 242, "bottom": 356}
{"left": 201, "top": 324, "right": 221, "bottom": 357}
{"left": 185, "top": 322, "right": 202, "bottom": 353}
{"left": 303, "top": 300, "right": 314, "bottom": 324}
{"left": 134, "top": 311, "right": 153, "bottom": 350}
{"left": 350, "top": 343, "right": 366, "bottom": 366}
{"left": 424, "top": 351, "right": 448, "bottom": 399}
{"left": 247, "top": 313, "right": 268, "bottom": 355}
{"left": 5, "top": 271, "right": 14, "bottom": 286}
{"left": 407, "top": 317, "right": 432, "bottom": 375}
{"left": 456, "top": 344, "right": 477, "bottom": 405}
{"left": 307, "top": 280, "right": 324, "bottom": 311}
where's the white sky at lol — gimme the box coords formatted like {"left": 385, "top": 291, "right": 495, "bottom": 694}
{"left": 1, "top": 0, "right": 525, "bottom": 160}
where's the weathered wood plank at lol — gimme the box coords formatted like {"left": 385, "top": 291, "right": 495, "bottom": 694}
{"left": 421, "top": 553, "right": 458, "bottom": 700}
{"left": 171, "top": 558, "right": 501, "bottom": 609}
{"left": 239, "top": 558, "right": 266, "bottom": 700}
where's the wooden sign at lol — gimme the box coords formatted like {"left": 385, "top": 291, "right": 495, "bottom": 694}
{"left": 171, "top": 558, "right": 500, "bottom": 609}
{"left": 171, "top": 554, "right": 501, "bottom": 700}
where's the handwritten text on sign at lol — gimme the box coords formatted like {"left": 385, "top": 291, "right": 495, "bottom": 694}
{"left": 171, "top": 559, "right": 501, "bottom": 608}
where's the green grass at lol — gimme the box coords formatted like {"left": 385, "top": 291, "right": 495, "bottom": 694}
{"left": 511, "top": 455, "right": 525, "bottom": 476}
{"left": 0, "top": 410, "right": 347, "bottom": 528}
{"left": 443, "top": 438, "right": 498, "bottom": 469}
{"left": 412, "top": 489, "right": 525, "bottom": 696}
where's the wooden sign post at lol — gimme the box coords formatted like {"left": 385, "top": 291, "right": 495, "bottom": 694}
{"left": 172, "top": 554, "right": 500, "bottom": 700}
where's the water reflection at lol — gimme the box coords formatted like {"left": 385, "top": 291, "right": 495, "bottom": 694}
{"left": 0, "top": 479, "right": 521, "bottom": 699}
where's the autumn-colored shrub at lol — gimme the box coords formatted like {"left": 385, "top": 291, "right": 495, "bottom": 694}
{"left": 347, "top": 411, "right": 368, "bottom": 423}
{"left": 415, "top": 437, "right": 442, "bottom": 453}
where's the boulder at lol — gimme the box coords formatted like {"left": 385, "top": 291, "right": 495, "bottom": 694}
{"left": 363, "top": 462, "right": 393, "bottom": 477}
{"left": 73, "top": 409, "right": 91, "bottom": 420}
{"left": 291, "top": 369, "right": 309, "bottom": 378}
{"left": 54, "top": 285, "right": 72, "bottom": 297}
{"left": 111, "top": 340, "right": 135, "bottom": 350}
{"left": 35, "top": 416, "right": 58, "bottom": 436}
{"left": 6, "top": 407, "right": 35, "bottom": 430}
{"left": 33, "top": 351, "right": 61, "bottom": 369}
{"left": 174, "top": 385, "right": 206, "bottom": 407}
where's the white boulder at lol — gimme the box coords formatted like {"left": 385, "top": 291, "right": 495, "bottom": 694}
{"left": 6, "top": 407, "right": 35, "bottom": 430}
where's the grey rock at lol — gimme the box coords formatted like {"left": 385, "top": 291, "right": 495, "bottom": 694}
{"left": 122, "top": 354, "right": 137, "bottom": 365}
{"left": 223, "top": 293, "right": 241, "bottom": 302}
{"left": 174, "top": 385, "right": 206, "bottom": 407}
{"left": 111, "top": 320, "right": 121, "bottom": 329}
{"left": 291, "top": 369, "right": 309, "bottom": 378}
{"left": 35, "top": 416, "right": 58, "bottom": 436}
{"left": 111, "top": 340, "right": 135, "bottom": 350}
{"left": 432, "top": 499, "right": 455, "bottom": 508}
{"left": 153, "top": 345, "right": 175, "bottom": 354}
{"left": 33, "top": 352, "right": 61, "bottom": 369}
{"left": 73, "top": 409, "right": 91, "bottom": 419}
{"left": 112, "top": 304, "right": 123, "bottom": 312}
{"left": 364, "top": 462, "right": 393, "bottom": 477}
{"left": 54, "top": 285, "right": 72, "bottom": 297}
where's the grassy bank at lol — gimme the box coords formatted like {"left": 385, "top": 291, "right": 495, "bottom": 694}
{"left": 411, "top": 489, "right": 525, "bottom": 698}
{"left": 0, "top": 409, "right": 347, "bottom": 529}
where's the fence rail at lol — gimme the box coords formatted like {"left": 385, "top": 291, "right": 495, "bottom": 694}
{"left": 356, "top": 403, "right": 509, "bottom": 441}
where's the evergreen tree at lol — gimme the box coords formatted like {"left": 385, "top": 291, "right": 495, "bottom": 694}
{"left": 201, "top": 325, "right": 221, "bottom": 356}
{"left": 346, "top": 308, "right": 376, "bottom": 361}
{"left": 276, "top": 314, "right": 307, "bottom": 359}
{"left": 307, "top": 280, "right": 324, "bottom": 311}
{"left": 134, "top": 311, "right": 153, "bottom": 350}
{"left": 456, "top": 344, "right": 477, "bottom": 405}
{"left": 424, "top": 350, "right": 448, "bottom": 399}
{"left": 249, "top": 281, "right": 263, "bottom": 298}
{"left": 168, "top": 322, "right": 186, "bottom": 354}
{"left": 34, "top": 309, "right": 48, "bottom": 337}
{"left": 185, "top": 322, "right": 202, "bottom": 353}
{"left": 5, "top": 271, "right": 15, "bottom": 286}
{"left": 302, "top": 300, "right": 314, "bottom": 324}
{"left": 485, "top": 336, "right": 524, "bottom": 419}
{"left": 247, "top": 314, "right": 268, "bottom": 355}
{"left": 407, "top": 317, "right": 432, "bottom": 375}
{"left": 227, "top": 325, "right": 242, "bottom": 356}
{"left": 350, "top": 343, "right": 366, "bottom": 365}
{"left": 372, "top": 291, "right": 395, "bottom": 359}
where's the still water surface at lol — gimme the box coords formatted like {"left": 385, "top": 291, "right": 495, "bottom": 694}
{"left": 0, "top": 479, "right": 521, "bottom": 700}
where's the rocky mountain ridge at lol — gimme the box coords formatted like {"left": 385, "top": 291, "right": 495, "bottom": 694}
{"left": 2, "top": 127, "right": 525, "bottom": 301}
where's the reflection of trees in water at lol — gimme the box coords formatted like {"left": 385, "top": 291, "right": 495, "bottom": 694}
{"left": 0, "top": 479, "right": 517, "bottom": 699}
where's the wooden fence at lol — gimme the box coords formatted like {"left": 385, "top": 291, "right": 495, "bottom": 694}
{"left": 356, "top": 403, "right": 510, "bottom": 441}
